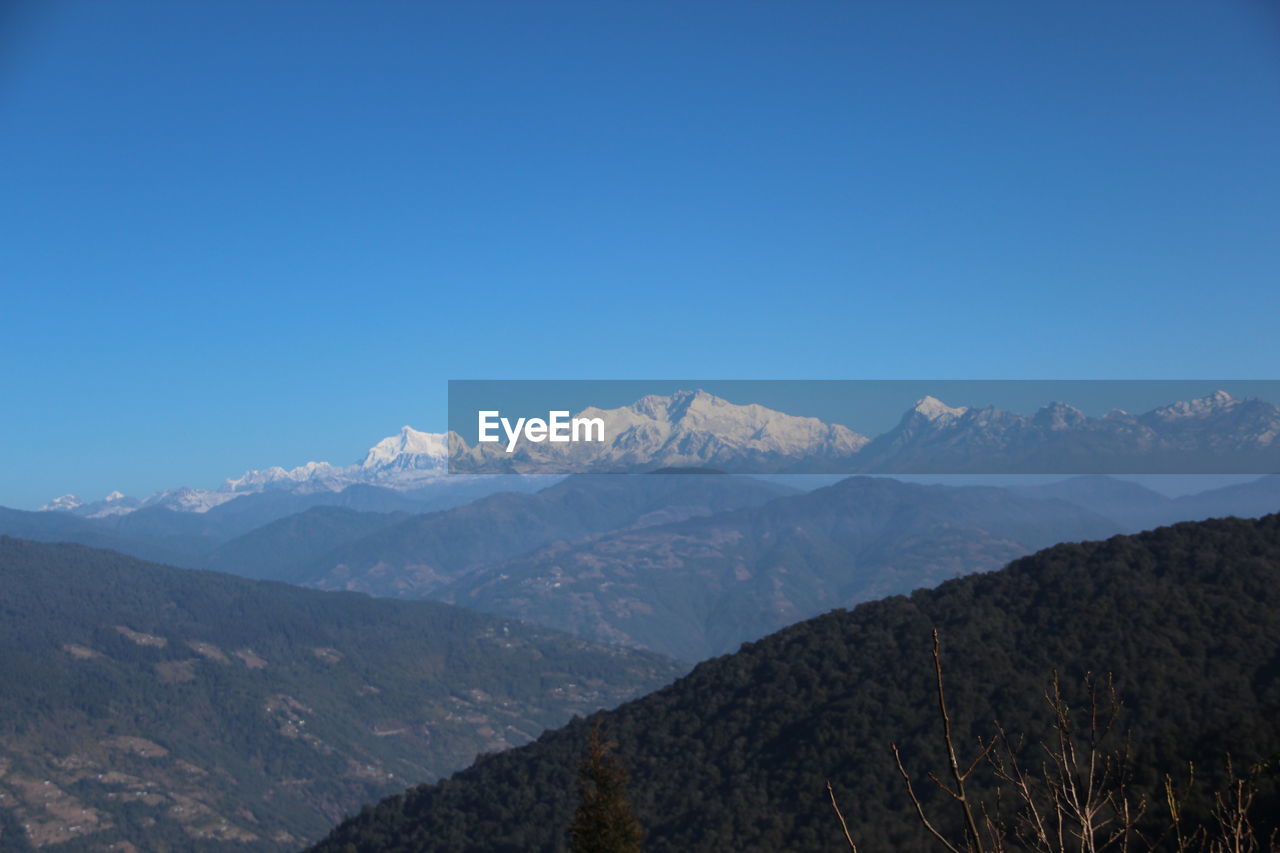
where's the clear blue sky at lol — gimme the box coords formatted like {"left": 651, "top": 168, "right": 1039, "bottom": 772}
{"left": 2, "top": 0, "right": 1278, "bottom": 508}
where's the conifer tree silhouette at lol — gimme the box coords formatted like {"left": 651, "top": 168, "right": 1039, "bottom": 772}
{"left": 569, "top": 720, "right": 643, "bottom": 853}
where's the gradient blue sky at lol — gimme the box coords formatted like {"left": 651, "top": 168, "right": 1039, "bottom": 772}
{"left": 2, "top": 1, "right": 1278, "bottom": 508}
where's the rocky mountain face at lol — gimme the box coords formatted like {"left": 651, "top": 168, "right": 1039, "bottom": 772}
{"left": 439, "top": 477, "right": 1121, "bottom": 661}
{"left": 0, "top": 537, "right": 682, "bottom": 851}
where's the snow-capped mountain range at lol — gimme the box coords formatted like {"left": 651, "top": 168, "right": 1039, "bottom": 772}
{"left": 40, "top": 389, "right": 1280, "bottom": 516}
{"left": 449, "top": 388, "right": 1280, "bottom": 475}
{"left": 853, "top": 389, "right": 1280, "bottom": 474}
{"left": 43, "top": 426, "right": 451, "bottom": 517}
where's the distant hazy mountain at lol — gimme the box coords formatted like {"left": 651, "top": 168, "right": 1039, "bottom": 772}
{"left": 442, "top": 477, "right": 1121, "bottom": 661}
{"left": 1009, "top": 475, "right": 1177, "bottom": 530}
{"left": 311, "top": 514, "right": 1280, "bottom": 853}
{"left": 1011, "top": 473, "right": 1280, "bottom": 533}
{"left": 1173, "top": 473, "right": 1280, "bottom": 520}
{"left": 0, "top": 506, "right": 198, "bottom": 567}
{"left": 191, "top": 482, "right": 431, "bottom": 537}
{"left": 450, "top": 389, "right": 870, "bottom": 474}
{"left": 290, "top": 472, "right": 797, "bottom": 598}
{"left": 205, "top": 505, "right": 410, "bottom": 580}
{"left": 0, "top": 537, "right": 681, "bottom": 851}
{"left": 10, "top": 481, "right": 552, "bottom": 570}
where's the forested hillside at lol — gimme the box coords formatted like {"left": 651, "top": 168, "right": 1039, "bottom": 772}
{"left": 311, "top": 514, "right": 1280, "bottom": 852}
{"left": 0, "top": 538, "right": 681, "bottom": 851}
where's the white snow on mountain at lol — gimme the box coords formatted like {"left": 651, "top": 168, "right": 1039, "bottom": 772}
{"left": 41, "top": 490, "right": 142, "bottom": 518}
{"left": 143, "top": 487, "right": 239, "bottom": 513}
{"left": 222, "top": 460, "right": 350, "bottom": 494}
{"left": 1147, "top": 390, "right": 1239, "bottom": 421}
{"left": 41, "top": 494, "right": 84, "bottom": 512}
{"left": 911, "top": 395, "right": 969, "bottom": 423}
{"left": 451, "top": 389, "right": 869, "bottom": 473}
{"left": 40, "top": 426, "right": 452, "bottom": 516}
{"left": 358, "top": 426, "right": 449, "bottom": 478}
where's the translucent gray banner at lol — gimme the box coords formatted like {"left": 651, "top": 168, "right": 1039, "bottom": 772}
{"left": 447, "top": 380, "right": 1280, "bottom": 475}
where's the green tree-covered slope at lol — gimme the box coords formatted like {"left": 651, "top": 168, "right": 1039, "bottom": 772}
{"left": 311, "top": 514, "right": 1280, "bottom": 852}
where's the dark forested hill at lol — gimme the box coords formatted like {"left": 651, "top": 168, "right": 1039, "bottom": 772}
{"left": 0, "top": 538, "right": 682, "bottom": 851}
{"left": 290, "top": 472, "right": 796, "bottom": 597}
{"left": 443, "top": 477, "right": 1121, "bottom": 660}
{"left": 311, "top": 514, "right": 1280, "bottom": 852}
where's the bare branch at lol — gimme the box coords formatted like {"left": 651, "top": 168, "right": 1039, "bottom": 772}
{"left": 826, "top": 780, "right": 859, "bottom": 853}
{"left": 932, "top": 629, "right": 987, "bottom": 852}
{"left": 893, "top": 742, "right": 966, "bottom": 853}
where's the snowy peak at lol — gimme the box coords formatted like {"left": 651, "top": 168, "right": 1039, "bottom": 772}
{"left": 359, "top": 426, "right": 448, "bottom": 470}
{"left": 221, "top": 460, "right": 347, "bottom": 494}
{"left": 1147, "top": 390, "right": 1239, "bottom": 421}
{"left": 41, "top": 491, "right": 141, "bottom": 518}
{"left": 145, "top": 487, "right": 237, "bottom": 513}
{"left": 630, "top": 390, "right": 713, "bottom": 421}
{"left": 1032, "top": 401, "right": 1087, "bottom": 430}
{"left": 219, "top": 426, "right": 449, "bottom": 496}
{"left": 911, "top": 396, "right": 968, "bottom": 422}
